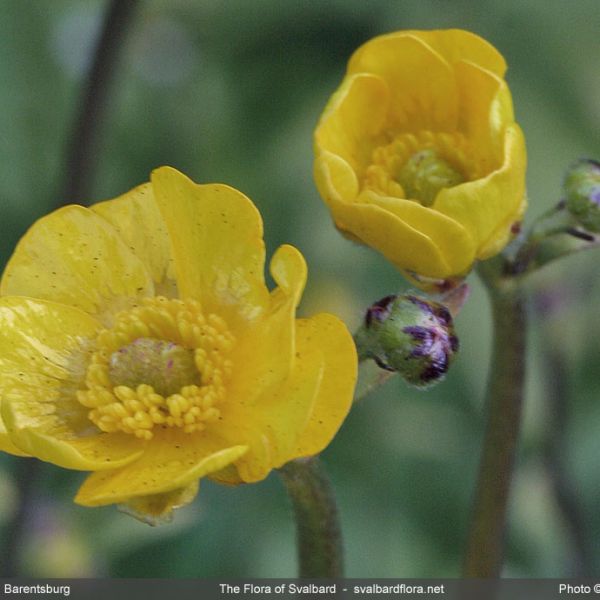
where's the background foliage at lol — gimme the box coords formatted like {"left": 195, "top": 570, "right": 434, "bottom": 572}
{"left": 0, "top": 0, "right": 598, "bottom": 577}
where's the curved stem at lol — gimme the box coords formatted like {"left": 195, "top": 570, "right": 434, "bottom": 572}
{"left": 463, "top": 261, "right": 527, "bottom": 577}
{"left": 278, "top": 457, "right": 343, "bottom": 578}
{"left": 62, "top": 0, "right": 140, "bottom": 204}
{"left": 511, "top": 200, "right": 599, "bottom": 276}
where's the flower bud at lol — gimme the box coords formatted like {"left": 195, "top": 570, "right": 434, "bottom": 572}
{"left": 564, "top": 159, "right": 600, "bottom": 233}
{"left": 354, "top": 294, "right": 459, "bottom": 388}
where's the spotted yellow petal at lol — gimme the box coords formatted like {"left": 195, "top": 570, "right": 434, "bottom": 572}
{"left": 151, "top": 167, "right": 269, "bottom": 328}
{"left": 292, "top": 313, "right": 357, "bottom": 459}
{"left": 223, "top": 309, "right": 356, "bottom": 480}
{"left": 0, "top": 167, "right": 358, "bottom": 518}
{"left": 348, "top": 33, "right": 458, "bottom": 131}
{"left": 207, "top": 245, "right": 316, "bottom": 482}
{"left": 92, "top": 182, "right": 177, "bottom": 297}
{"left": 0, "top": 206, "right": 154, "bottom": 322}
{"left": 0, "top": 296, "right": 143, "bottom": 470}
{"left": 75, "top": 429, "right": 247, "bottom": 506}
{"left": 434, "top": 124, "right": 527, "bottom": 256}
{"left": 213, "top": 332, "right": 324, "bottom": 483}
{"left": 227, "top": 245, "right": 307, "bottom": 410}
{"left": 407, "top": 29, "right": 507, "bottom": 77}
{"left": 315, "top": 73, "right": 389, "bottom": 175}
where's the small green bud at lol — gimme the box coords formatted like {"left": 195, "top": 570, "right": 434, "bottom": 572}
{"left": 564, "top": 159, "right": 600, "bottom": 233}
{"left": 396, "top": 148, "right": 465, "bottom": 207}
{"left": 354, "top": 294, "right": 459, "bottom": 388}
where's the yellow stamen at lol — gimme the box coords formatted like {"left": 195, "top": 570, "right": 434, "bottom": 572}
{"left": 363, "top": 130, "right": 480, "bottom": 203}
{"left": 77, "top": 297, "right": 235, "bottom": 440}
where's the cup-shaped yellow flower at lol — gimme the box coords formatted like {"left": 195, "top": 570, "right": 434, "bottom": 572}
{"left": 314, "top": 29, "right": 527, "bottom": 281}
{"left": 0, "top": 167, "right": 357, "bottom": 522}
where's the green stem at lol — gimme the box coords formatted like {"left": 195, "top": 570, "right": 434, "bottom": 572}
{"left": 512, "top": 202, "right": 568, "bottom": 274}
{"left": 62, "top": 0, "right": 140, "bottom": 204}
{"left": 463, "top": 260, "right": 527, "bottom": 577}
{"left": 278, "top": 457, "right": 343, "bottom": 578}
{"left": 511, "top": 200, "right": 599, "bottom": 276}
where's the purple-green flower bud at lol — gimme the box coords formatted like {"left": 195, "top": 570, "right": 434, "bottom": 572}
{"left": 564, "top": 159, "right": 600, "bottom": 233}
{"left": 354, "top": 294, "right": 459, "bottom": 388}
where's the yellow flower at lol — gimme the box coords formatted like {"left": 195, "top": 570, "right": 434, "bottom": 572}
{"left": 314, "top": 29, "right": 527, "bottom": 281}
{"left": 0, "top": 167, "right": 357, "bottom": 522}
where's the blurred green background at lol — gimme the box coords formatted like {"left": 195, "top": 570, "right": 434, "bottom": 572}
{"left": 1, "top": 0, "right": 599, "bottom": 578}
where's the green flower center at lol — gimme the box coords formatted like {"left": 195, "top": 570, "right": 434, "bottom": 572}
{"left": 396, "top": 149, "right": 465, "bottom": 207}
{"left": 363, "top": 131, "right": 474, "bottom": 206}
{"left": 108, "top": 337, "right": 199, "bottom": 397}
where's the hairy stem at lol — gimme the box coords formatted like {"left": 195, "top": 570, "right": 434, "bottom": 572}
{"left": 279, "top": 457, "right": 343, "bottom": 578}
{"left": 463, "top": 261, "right": 527, "bottom": 577}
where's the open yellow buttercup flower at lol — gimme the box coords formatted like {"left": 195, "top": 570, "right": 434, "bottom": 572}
{"left": 0, "top": 167, "right": 357, "bottom": 522}
{"left": 314, "top": 29, "right": 527, "bottom": 281}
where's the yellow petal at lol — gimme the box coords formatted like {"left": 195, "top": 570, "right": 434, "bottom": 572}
{"left": 0, "top": 296, "right": 143, "bottom": 470}
{"left": 292, "top": 314, "right": 357, "bottom": 459}
{"left": 213, "top": 331, "right": 324, "bottom": 483}
{"left": 480, "top": 190, "right": 528, "bottom": 259}
{"left": 7, "top": 429, "right": 145, "bottom": 472}
{"left": 314, "top": 150, "right": 359, "bottom": 205}
{"left": 315, "top": 73, "right": 389, "bottom": 174}
{"left": 269, "top": 243, "right": 307, "bottom": 306}
{"left": 454, "top": 60, "right": 515, "bottom": 169}
{"left": 209, "top": 463, "right": 243, "bottom": 485}
{"left": 211, "top": 245, "right": 315, "bottom": 481}
{"left": 434, "top": 124, "right": 527, "bottom": 257}
{"left": 0, "top": 340, "right": 29, "bottom": 457}
{"left": 228, "top": 310, "right": 357, "bottom": 478}
{"left": 314, "top": 151, "right": 466, "bottom": 276}
{"left": 0, "top": 425, "right": 30, "bottom": 456}
{"left": 328, "top": 198, "right": 451, "bottom": 278}
{"left": 406, "top": 29, "right": 507, "bottom": 77}
{"left": 75, "top": 428, "right": 247, "bottom": 506}
{"left": 214, "top": 244, "right": 307, "bottom": 419}
{"left": 119, "top": 480, "right": 200, "bottom": 525}
{"left": 1, "top": 206, "right": 154, "bottom": 321}
{"left": 151, "top": 167, "right": 269, "bottom": 328}
{"left": 361, "top": 191, "right": 476, "bottom": 277}
{"left": 92, "top": 182, "right": 177, "bottom": 297}
{"left": 348, "top": 33, "right": 458, "bottom": 131}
